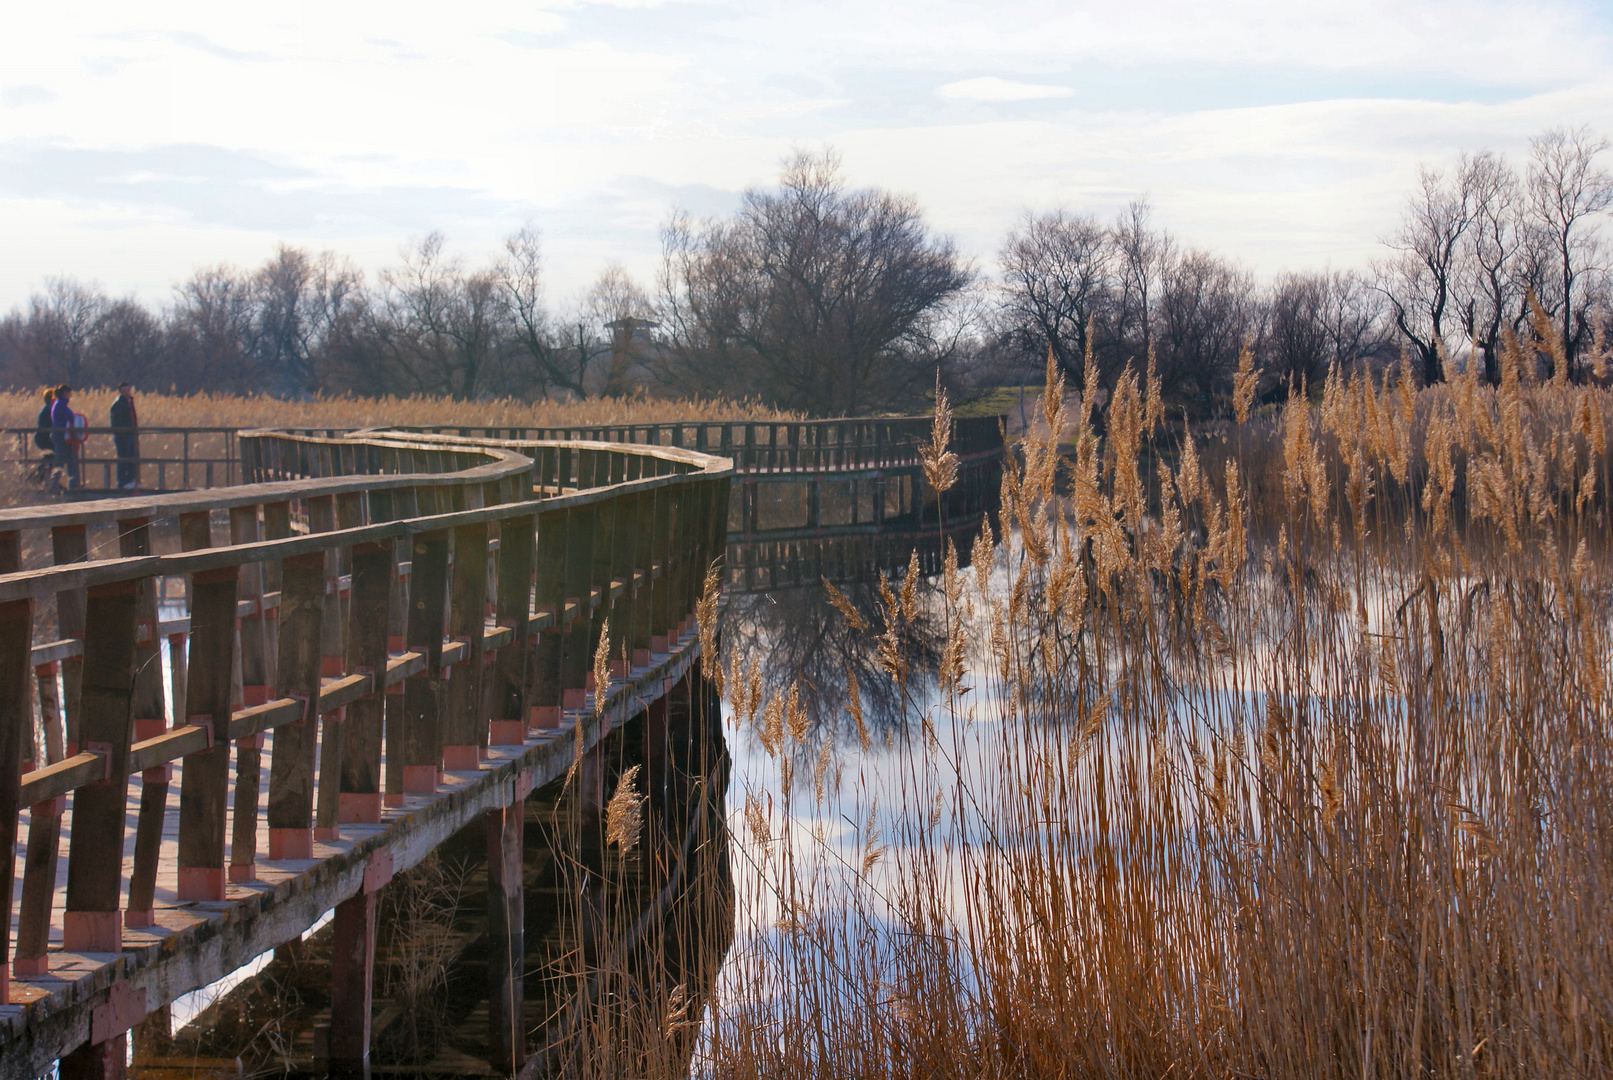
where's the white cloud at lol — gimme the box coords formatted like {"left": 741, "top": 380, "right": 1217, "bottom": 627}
{"left": 936, "top": 77, "right": 1073, "bottom": 102}
{"left": 1, "top": 0, "right": 1613, "bottom": 308}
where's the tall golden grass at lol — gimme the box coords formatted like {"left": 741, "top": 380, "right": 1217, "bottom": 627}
{"left": 0, "top": 386, "right": 799, "bottom": 431}
{"left": 701, "top": 339, "right": 1613, "bottom": 1078}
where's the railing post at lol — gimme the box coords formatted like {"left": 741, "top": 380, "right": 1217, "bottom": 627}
{"left": 491, "top": 513, "right": 535, "bottom": 745}
{"left": 227, "top": 507, "right": 264, "bottom": 883}
{"left": 672, "top": 475, "right": 699, "bottom": 637}
{"left": 630, "top": 491, "right": 657, "bottom": 667}
{"left": 261, "top": 500, "right": 291, "bottom": 695}
{"left": 586, "top": 497, "right": 618, "bottom": 705}
{"left": 52, "top": 524, "right": 87, "bottom": 753}
{"left": 706, "top": 475, "right": 731, "bottom": 586}
{"left": 384, "top": 487, "right": 419, "bottom": 806}
{"left": 604, "top": 488, "right": 637, "bottom": 682}
{"left": 266, "top": 552, "right": 324, "bottom": 860}
{"left": 124, "top": 516, "right": 172, "bottom": 927}
{"left": 444, "top": 520, "right": 489, "bottom": 769}
{"left": 15, "top": 652, "right": 63, "bottom": 980}
{"left": 402, "top": 528, "right": 450, "bottom": 793}
{"left": 0, "top": 594, "right": 31, "bottom": 1003}
{"left": 310, "top": 496, "right": 344, "bottom": 679}
{"left": 559, "top": 507, "right": 597, "bottom": 713}
{"left": 528, "top": 509, "right": 566, "bottom": 729}
{"left": 651, "top": 484, "right": 675, "bottom": 652}
{"left": 63, "top": 579, "right": 140, "bottom": 946}
{"left": 310, "top": 495, "right": 349, "bottom": 841}
{"left": 339, "top": 528, "right": 393, "bottom": 825}
{"left": 175, "top": 511, "right": 239, "bottom": 901}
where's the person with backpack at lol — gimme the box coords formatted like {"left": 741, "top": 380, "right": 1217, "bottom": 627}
{"left": 32, "top": 387, "right": 56, "bottom": 484}
{"left": 111, "top": 383, "right": 139, "bottom": 489}
{"left": 49, "top": 385, "right": 79, "bottom": 489}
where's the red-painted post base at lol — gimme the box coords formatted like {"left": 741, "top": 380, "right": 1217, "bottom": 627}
{"left": 175, "top": 867, "right": 225, "bottom": 902}
{"left": 13, "top": 954, "right": 48, "bottom": 978}
{"left": 489, "top": 720, "right": 526, "bottom": 746}
{"left": 402, "top": 765, "right": 436, "bottom": 794}
{"left": 268, "top": 828, "right": 313, "bottom": 860}
{"left": 63, "top": 910, "right": 122, "bottom": 953}
{"left": 339, "top": 792, "right": 383, "bottom": 824}
{"left": 442, "top": 744, "right": 479, "bottom": 770}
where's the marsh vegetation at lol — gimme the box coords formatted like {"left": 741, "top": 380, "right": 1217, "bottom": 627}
{"left": 700, "top": 337, "right": 1613, "bottom": 1078}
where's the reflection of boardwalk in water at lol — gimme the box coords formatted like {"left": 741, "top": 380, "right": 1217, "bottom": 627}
{"left": 726, "top": 516, "right": 988, "bottom": 594}
{"left": 721, "top": 415, "right": 1002, "bottom": 595}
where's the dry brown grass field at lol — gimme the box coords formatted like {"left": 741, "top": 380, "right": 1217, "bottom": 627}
{"left": 0, "top": 386, "right": 800, "bottom": 432}
{"left": 697, "top": 340, "right": 1613, "bottom": 1079}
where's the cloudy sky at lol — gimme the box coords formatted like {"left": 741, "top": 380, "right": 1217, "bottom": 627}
{"left": 3, "top": 0, "right": 1613, "bottom": 311}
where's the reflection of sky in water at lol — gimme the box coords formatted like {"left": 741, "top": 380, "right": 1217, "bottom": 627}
{"left": 703, "top": 548, "right": 1429, "bottom": 1054}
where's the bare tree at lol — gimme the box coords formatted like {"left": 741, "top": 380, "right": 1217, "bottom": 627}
{"left": 1113, "top": 199, "right": 1172, "bottom": 363}
{"left": 1525, "top": 126, "right": 1613, "bottom": 379}
{"left": 362, "top": 234, "right": 512, "bottom": 400}
{"left": 1152, "top": 248, "right": 1255, "bottom": 413}
{"left": 246, "top": 245, "right": 364, "bottom": 395}
{"left": 1266, "top": 272, "right": 1329, "bottom": 391}
{"left": 14, "top": 278, "right": 105, "bottom": 387}
{"left": 497, "top": 226, "right": 588, "bottom": 399}
{"left": 87, "top": 299, "right": 166, "bottom": 389}
{"left": 998, "top": 210, "right": 1112, "bottom": 392}
{"left": 1316, "top": 270, "right": 1391, "bottom": 373}
{"left": 1458, "top": 151, "right": 1523, "bottom": 384}
{"left": 1267, "top": 270, "right": 1390, "bottom": 391}
{"left": 657, "top": 148, "right": 971, "bottom": 414}
{"left": 170, "top": 266, "right": 258, "bottom": 392}
{"left": 1378, "top": 161, "right": 1481, "bottom": 385}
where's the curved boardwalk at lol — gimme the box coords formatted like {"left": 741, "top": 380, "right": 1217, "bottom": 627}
{"left": 0, "top": 432, "right": 731, "bottom": 1079}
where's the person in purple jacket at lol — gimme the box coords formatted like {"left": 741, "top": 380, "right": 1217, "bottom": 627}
{"left": 49, "top": 384, "right": 78, "bottom": 489}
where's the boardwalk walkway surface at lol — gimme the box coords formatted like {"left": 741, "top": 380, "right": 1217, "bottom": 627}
{"left": 0, "top": 430, "right": 731, "bottom": 1079}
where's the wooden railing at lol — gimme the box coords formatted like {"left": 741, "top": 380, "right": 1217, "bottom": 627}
{"left": 0, "top": 430, "right": 731, "bottom": 1078}
{"left": 389, "top": 414, "right": 1004, "bottom": 474}
{"left": 4, "top": 426, "right": 370, "bottom": 493}
{"left": 6, "top": 426, "right": 244, "bottom": 492}
{"left": 4, "top": 415, "right": 1005, "bottom": 498}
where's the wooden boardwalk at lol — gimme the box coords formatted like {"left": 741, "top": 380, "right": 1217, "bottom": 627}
{"left": 0, "top": 431, "right": 731, "bottom": 1079}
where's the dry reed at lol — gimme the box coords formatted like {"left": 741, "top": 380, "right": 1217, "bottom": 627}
{"left": 0, "top": 387, "right": 799, "bottom": 433}
{"left": 704, "top": 336, "right": 1613, "bottom": 1078}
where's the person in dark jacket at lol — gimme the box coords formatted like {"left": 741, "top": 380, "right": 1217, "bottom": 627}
{"left": 32, "top": 388, "right": 56, "bottom": 483}
{"left": 49, "top": 385, "right": 78, "bottom": 489}
{"left": 111, "top": 383, "right": 139, "bottom": 489}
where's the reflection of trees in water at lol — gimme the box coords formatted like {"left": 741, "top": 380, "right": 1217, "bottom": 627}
{"left": 721, "top": 575, "right": 945, "bottom": 751}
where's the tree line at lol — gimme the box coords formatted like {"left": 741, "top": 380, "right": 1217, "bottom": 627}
{"left": 4, "top": 131, "right": 1610, "bottom": 418}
